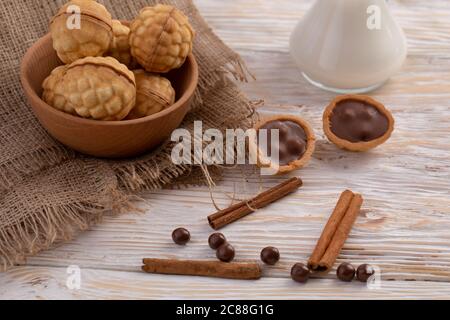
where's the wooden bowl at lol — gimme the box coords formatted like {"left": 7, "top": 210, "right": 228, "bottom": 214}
{"left": 20, "top": 33, "right": 198, "bottom": 158}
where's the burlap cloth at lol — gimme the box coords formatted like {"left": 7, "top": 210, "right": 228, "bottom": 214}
{"left": 0, "top": 0, "right": 256, "bottom": 270}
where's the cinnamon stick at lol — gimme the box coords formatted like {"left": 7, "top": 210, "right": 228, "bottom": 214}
{"left": 208, "top": 177, "right": 303, "bottom": 230}
{"left": 142, "top": 259, "right": 262, "bottom": 280}
{"left": 308, "top": 190, "right": 354, "bottom": 270}
{"left": 308, "top": 190, "right": 363, "bottom": 272}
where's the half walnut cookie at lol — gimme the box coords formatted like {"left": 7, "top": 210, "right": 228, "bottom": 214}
{"left": 323, "top": 95, "right": 395, "bottom": 152}
{"left": 253, "top": 115, "right": 316, "bottom": 175}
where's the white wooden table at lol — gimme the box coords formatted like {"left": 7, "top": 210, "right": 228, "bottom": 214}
{"left": 1, "top": 0, "right": 450, "bottom": 300}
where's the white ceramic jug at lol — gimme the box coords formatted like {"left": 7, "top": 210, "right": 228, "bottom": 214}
{"left": 290, "top": 0, "right": 407, "bottom": 93}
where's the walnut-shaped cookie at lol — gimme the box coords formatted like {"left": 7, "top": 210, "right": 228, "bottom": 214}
{"left": 50, "top": 0, "right": 113, "bottom": 64}
{"left": 43, "top": 57, "right": 136, "bottom": 121}
{"left": 129, "top": 4, "right": 195, "bottom": 73}
{"left": 107, "top": 20, "right": 137, "bottom": 69}
{"left": 126, "top": 70, "right": 175, "bottom": 119}
{"left": 323, "top": 95, "right": 395, "bottom": 152}
{"left": 253, "top": 115, "right": 316, "bottom": 175}
{"left": 42, "top": 65, "right": 75, "bottom": 115}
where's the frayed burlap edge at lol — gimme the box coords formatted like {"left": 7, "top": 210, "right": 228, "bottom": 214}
{"left": 0, "top": 58, "right": 257, "bottom": 273}
{"left": 112, "top": 81, "right": 258, "bottom": 192}
{"left": 0, "top": 189, "right": 135, "bottom": 270}
{"left": 0, "top": 0, "right": 258, "bottom": 271}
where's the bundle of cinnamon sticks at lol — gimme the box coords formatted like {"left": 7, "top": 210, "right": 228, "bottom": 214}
{"left": 208, "top": 177, "right": 303, "bottom": 230}
{"left": 308, "top": 190, "right": 363, "bottom": 272}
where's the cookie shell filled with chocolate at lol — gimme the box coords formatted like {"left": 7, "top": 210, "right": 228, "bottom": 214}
{"left": 253, "top": 115, "right": 316, "bottom": 174}
{"left": 323, "top": 95, "right": 395, "bottom": 152}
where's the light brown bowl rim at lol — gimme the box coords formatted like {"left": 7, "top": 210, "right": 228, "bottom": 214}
{"left": 20, "top": 33, "right": 199, "bottom": 127}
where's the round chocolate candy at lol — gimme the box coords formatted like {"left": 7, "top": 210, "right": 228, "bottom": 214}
{"left": 336, "top": 262, "right": 356, "bottom": 282}
{"left": 260, "top": 247, "right": 280, "bottom": 265}
{"left": 290, "top": 263, "right": 310, "bottom": 283}
{"left": 208, "top": 233, "right": 227, "bottom": 250}
{"left": 356, "top": 264, "right": 375, "bottom": 282}
{"left": 171, "top": 228, "right": 191, "bottom": 245}
{"left": 216, "top": 243, "right": 235, "bottom": 263}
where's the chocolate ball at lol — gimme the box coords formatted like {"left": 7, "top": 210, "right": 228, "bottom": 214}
{"left": 216, "top": 243, "right": 235, "bottom": 262}
{"left": 356, "top": 264, "right": 375, "bottom": 282}
{"left": 208, "top": 233, "right": 227, "bottom": 250}
{"left": 260, "top": 247, "right": 280, "bottom": 265}
{"left": 336, "top": 262, "right": 356, "bottom": 282}
{"left": 290, "top": 263, "right": 310, "bottom": 283}
{"left": 171, "top": 228, "right": 190, "bottom": 245}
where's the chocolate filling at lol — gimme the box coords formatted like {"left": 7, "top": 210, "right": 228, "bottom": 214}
{"left": 258, "top": 120, "right": 307, "bottom": 166}
{"left": 330, "top": 100, "right": 389, "bottom": 143}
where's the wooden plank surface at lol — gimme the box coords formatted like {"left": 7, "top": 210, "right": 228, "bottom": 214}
{"left": 3, "top": 266, "right": 450, "bottom": 300}
{"left": 1, "top": 0, "right": 450, "bottom": 299}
